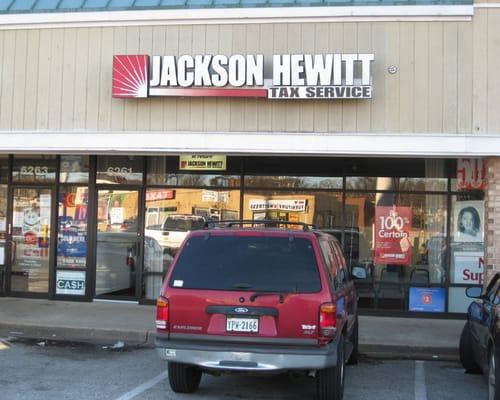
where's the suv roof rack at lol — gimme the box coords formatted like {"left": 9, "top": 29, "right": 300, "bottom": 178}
{"left": 203, "top": 219, "right": 317, "bottom": 231}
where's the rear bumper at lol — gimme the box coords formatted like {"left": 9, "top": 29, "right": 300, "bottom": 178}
{"left": 155, "top": 334, "right": 340, "bottom": 372}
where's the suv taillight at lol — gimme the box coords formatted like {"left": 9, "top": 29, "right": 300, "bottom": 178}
{"left": 156, "top": 297, "right": 169, "bottom": 331}
{"left": 319, "top": 303, "right": 337, "bottom": 337}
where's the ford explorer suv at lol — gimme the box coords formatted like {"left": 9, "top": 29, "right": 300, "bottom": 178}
{"left": 155, "top": 220, "right": 359, "bottom": 400}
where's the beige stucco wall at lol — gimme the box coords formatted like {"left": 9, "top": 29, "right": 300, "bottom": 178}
{"left": 0, "top": 10, "right": 499, "bottom": 135}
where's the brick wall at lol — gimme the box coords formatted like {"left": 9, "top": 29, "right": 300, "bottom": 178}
{"left": 485, "top": 157, "right": 500, "bottom": 284}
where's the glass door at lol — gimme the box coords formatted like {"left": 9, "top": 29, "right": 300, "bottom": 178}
{"left": 95, "top": 189, "right": 140, "bottom": 298}
{"left": 10, "top": 187, "right": 53, "bottom": 294}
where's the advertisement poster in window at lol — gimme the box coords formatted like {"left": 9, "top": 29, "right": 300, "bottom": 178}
{"left": 374, "top": 206, "right": 412, "bottom": 265}
{"left": 454, "top": 201, "right": 484, "bottom": 243}
{"left": 56, "top": 270, "right": 85, "bottom": 295}
{"left": 409, "top": 287, "right": 445, "bottom": 313}
{"left": 451, "top": 252, "right": 484, "bottom": 285}
{"left": 57, "top": 216, "right": 87, "bottom": 268}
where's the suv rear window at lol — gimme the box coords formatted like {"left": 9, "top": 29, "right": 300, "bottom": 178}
{"left": 164, "top": 217, "right": 204, "bottom": 231}
{"left": 170, "top": 235, "right": 321, "bottom": 293}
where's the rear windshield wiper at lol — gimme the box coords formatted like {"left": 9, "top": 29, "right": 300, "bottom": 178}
{"left": 250, "top": 292, "right": 287, "bottom": 304}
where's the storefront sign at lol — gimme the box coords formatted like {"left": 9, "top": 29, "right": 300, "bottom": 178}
{"left": 179, "top": 155, "right": 226, "bottom": 171}
{"left": 146, "top": 190, "right": 175, "bottom": 202}
{"left": 409, "top": 287, "right": 445, "bottom": 313}
{"left": 249, "top": 199, "right": 307, "bottom": 212}
{"left": 452, "top": 252, "right": 484, "bottom": 285}
{"left": 56, "top": 270, "right": 86, "bottom": 295}
{"left": 374, "top": 206, "right": 412, "bottom": 265}
{"left": 457, "top": 158, "right": 486, "bottom": 190}
{"left": 112, "top": 54, "right": 374, "bottom": 100}
{"left": 202, "top": 190, "right": 229, "bottom": 203}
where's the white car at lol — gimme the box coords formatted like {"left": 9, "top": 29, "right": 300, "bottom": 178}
{"left": 145, "top": 214, "right": 206, "bottom": 253}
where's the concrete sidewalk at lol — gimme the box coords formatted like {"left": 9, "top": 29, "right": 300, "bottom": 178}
{"left": 0, "top": 297, "right": 465, "bottom": 359}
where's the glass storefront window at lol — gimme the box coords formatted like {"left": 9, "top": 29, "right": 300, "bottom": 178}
{"left": 245, "top": 175, "right": 342, "bottom": 190}
{"left": 57, "top": 187, "right": 88, "bottom": 270}
{"left": 243, "top": 190, "right": 343, "bottom": 228}
{"left": 10, "top": 188, "right": 52, "bottom": 293}
{"left": 147, "top": 156, "right": 240, "bottom": 186}
{"left": 159, "top": 174, "right": 240, "bottom": 187}
{"left": 144, "top": 187, "right": 240, "bottom": 246}
{"left": 96, "top": 189, "right": 139, "bottom": 297}
{"left": 12, "top": 155, "right": 56, "bottom": 183}
{"left": 60, "top": 156, "right": 89, "bottom": 183}
{"left": 345, "top": 191, "right": 447, "bottom": 311}
{"left": 0, "top": 154, "right": 482, "bottom": 313}
{"left": 143, "top": 187, "right": 241, "bottom": 299}
{"left": 346, "top": 177, "right": 447, "bottom": 192}
{"left": 97, "top": 156, "right": 143, "bottom": 185}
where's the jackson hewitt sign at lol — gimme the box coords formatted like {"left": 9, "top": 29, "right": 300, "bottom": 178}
{"left": 112, "top": 54, "right": 374, "bottom": 100}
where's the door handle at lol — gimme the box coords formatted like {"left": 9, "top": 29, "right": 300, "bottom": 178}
{"left": 10, "top": 239, "right": 16, "bottom": 265}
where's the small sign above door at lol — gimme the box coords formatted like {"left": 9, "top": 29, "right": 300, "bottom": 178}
{"left": 179, "top": 155, "right": 227, "bottom": 171}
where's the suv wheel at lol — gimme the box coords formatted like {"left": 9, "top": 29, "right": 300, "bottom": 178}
{"left": 347, "top": 316, "right": 359, "bottom": 365}
{"left": 488, "top": 348, "right": 500, "bottom": 400}
{"left": 168, "top": 362, "right": 202, "bottom": 393}
{"left": 316, "top": 336, "right": 345, "bottom": 400}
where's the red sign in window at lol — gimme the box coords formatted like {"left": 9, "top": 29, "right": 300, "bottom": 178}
{"left": 146, "top": 190, "right": 175, "bottom": 202}
{"left": 457, "top": 158, "right": 486, "bottom": 191}
{"left": 374, "top": 206, "right": 412, "bottom": 266}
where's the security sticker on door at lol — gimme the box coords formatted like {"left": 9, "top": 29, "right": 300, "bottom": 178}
{"left": 226, "top": 317, "right": 259, "bottom": 333}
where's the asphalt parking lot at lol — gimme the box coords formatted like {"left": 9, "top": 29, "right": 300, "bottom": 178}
{"left": 0, "top": 338, "right": 487, "bottom": 400}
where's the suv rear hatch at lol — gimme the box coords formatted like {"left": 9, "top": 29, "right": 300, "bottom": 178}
{"left": 164, "top": 231, "right": 328, "bottom": 342}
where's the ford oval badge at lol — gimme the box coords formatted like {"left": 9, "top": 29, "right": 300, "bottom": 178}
{"left": 234, "top": 307, "right": 249, "bottom": 313}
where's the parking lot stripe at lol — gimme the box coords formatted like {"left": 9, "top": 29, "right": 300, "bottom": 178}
{"left": 415, "top": 360, "right": 427, "bottom": 400}
{"left": 115, "top": 371, "right": 168, "bottom": 400}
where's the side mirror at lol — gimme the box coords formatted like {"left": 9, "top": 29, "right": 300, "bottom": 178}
{"left": 466, "top": 286, "right": 483, "bottom": 299}
{"left": 351, "top": 266, "right": 367, "bottom": 280}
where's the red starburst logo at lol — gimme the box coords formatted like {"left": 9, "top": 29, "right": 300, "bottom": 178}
{"left": 112, "top": 55, "right": 149, "bottom": 98}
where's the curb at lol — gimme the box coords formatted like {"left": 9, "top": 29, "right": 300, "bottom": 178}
{"left": 0, "top": 323, "right": 459, "bottom": 362}
{"left": 0, "top": 323, "right": 154, "bottom": 347}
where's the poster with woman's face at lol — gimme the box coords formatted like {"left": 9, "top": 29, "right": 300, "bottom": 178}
{"left": 454, "top": 200, "right": 484, "bottom": 243}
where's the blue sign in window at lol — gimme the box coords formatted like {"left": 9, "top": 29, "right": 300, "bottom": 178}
{"left": 409, "top": 287, "right": 445, "bottom": 313}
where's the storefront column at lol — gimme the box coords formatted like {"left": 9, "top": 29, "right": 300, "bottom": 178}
{"left": 485, "top": 157, "right": 500, "bottom": 284}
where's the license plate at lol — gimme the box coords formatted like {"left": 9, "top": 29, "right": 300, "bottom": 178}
{"left": 226, "top": 317, "right": 259, "bottom": 333}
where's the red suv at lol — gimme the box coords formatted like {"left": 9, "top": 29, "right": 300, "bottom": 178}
{"left": 155, "top": 221, "right": 359, "bottom": 400}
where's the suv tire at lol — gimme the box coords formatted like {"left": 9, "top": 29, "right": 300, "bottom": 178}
{"left": 168, "top": 362, "right": 202, "bottom": 393}
{"left": 347, "top": 316, "right": 359, "bottom": 365}
{"left": 459, "top": 322, "right": 481, "bottom": 373}
{"left": 316, "top": 337, "right": 345, "bottom": 400}
{"left": 488, "top": 348, "right": 500, "bottom": 400}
